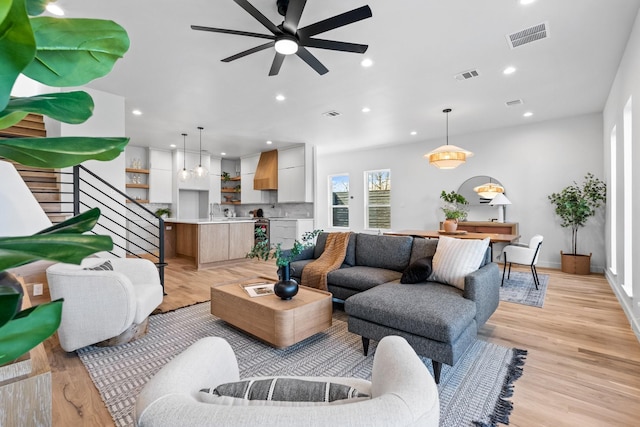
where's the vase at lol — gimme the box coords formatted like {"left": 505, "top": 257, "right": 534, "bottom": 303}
{"left": 274, "top": 264, "right": 299, "bottom": 300}
{"left": 443, "top": 219, "right": 458, "bottom": 233}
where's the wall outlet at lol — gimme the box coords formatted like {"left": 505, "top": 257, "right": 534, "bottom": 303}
{"left": 33, "top": 283, "right": 43, "bottom": 296}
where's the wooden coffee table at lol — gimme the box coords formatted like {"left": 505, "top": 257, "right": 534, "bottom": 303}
{"left": 210, "top": 276, "right": 333, "bottom": 348}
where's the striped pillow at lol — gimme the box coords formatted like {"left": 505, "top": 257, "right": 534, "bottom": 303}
{"left": 200, "top": 378, "right": 368, "bottom": 404}
{"left": 83, "top": 260, "right": 113, "bottom": 271}
{"left": 429, "top": 236, "right": 490, "bottom": 290}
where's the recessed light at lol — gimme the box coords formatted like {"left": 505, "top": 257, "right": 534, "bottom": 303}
{"left": 410, "top": 131, "right": 417, "bottom": 136}
{"left": 221, "top": 152, "right": 226, "bottom": 156}
{"left": 46, "top": 4, "right": 64, "bottom": 15}
{"left": 275, "top": 94, "right": 286, "bottom": 101}
{"left": 519, "top": 0, "right": 536, "bottom": 5}
{"left": 361, "top": 58, "right": 374, "bottom": 68}
{"left": 266, "top": 140, "right": 273, "bottom": 145}
{"left": 362, "top": 107, "right": 371, "bottom": 113}
{"left": 503, "top": 66, "right": 516, "bottom": 75}
{"left": 132, "top": 109, "right": 142, "bottom": 116}
{"left": 523, "top": 111, "right": 533, "bottom": 117}
{"left": 170, "top": 144, "right": 176, "bottom": 148}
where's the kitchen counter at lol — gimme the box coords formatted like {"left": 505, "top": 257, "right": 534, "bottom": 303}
{"left": 165, "top": 217, "right": 255, "bottom": 224}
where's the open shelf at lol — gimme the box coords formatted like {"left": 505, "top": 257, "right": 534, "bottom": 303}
{"left": 125, "top": 168, "right": 149, "bottom": 174}
{"left": 126, "top": 183, "right": 149, "bottom": 189}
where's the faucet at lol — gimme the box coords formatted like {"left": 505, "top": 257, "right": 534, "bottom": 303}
{"left": 210, "top": 202, "right": 222, "bottom": 218}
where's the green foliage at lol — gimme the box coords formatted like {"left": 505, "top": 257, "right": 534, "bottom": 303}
{"left": 154, "top": 208, "right": 172, "bottom": 218}
{"left": 0, "top": 1, "right": 130, "bottom": 366}
{"left": 440, "top": 190, "right": 469, "bottom": 220}
{"left": 247, "top": 229, "right": 323, "bottom": 267}
{"left": 222, "top": 171, "right": 231, "bottom": 181}
{"left": 548, "top": 173, "right": 606, "bottom": 254}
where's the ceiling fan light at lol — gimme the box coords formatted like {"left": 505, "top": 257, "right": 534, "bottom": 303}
{"left": 275, "top": 36, "right": 299, "bottom": 55}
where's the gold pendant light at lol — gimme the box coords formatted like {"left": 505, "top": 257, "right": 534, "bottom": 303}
{"left": 474, "top": 179, "right": 505, "bottom": 199}
{"left": 425, "top": 108, "right": 473, "bottom": 169}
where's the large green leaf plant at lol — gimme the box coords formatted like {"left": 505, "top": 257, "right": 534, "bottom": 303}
{"left": 0, "top": 0, "right": 130, "bottom": 366}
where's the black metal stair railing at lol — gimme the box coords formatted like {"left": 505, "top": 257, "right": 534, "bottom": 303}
{"left": 17, "top": 165, "right": 167, "bottom": 293}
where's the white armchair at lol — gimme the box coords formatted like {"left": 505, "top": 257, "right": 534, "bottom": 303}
{"left": 501, "top": 235, "right": 544, "bottom": 289}
{"left": 135, "top": 335, "right": 440, "bottom": 427}
{"left": 46, "top": 258, "right": 163, "bottom": 352}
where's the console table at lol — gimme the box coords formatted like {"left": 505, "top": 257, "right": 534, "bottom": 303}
{"left": 438, "top": 221, "right": 518, "bottom": 235}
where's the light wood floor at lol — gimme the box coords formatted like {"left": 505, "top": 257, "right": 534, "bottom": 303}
{"left": 33, "top": 258, "right": 640, "bottom": 426}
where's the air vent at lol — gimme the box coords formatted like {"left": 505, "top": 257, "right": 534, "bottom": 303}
{"left": 322, "top": 110, "right": 341, "bottom": 117}
{"left": 454, "top": 69, "right": 480, "bottom": 81}
{"left": 507, "top": 22, "right": 549, "bottom": 49}
{"left": 505, "top": 99, "right": 524, "bottom": 107}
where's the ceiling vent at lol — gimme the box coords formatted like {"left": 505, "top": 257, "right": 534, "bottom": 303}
{"left": 322, "top": 110, "right": 341, "bottom": 117}
{"left": 505, "top": 99, "right": 524, "bottom": 107}
{"left": 454, "top": 69, "right": 480, "bottom": 81}
{"left": 507, "top": 22, "right": 549, "bottom": 49}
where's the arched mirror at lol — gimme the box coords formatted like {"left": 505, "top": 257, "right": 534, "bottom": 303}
{"left": 457, "top": 176, "right": 505, "bottom": 206}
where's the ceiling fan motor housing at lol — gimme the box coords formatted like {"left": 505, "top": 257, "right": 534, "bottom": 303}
{"left": 277, "top": 0, "right": 289, "bottom": 17}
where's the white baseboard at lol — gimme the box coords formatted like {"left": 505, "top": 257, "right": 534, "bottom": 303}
{"left": 605, "top": 269, "right": 640, "bottom": 343}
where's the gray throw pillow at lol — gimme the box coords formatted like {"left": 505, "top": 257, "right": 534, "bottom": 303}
{"left": 400, "top": 256, "right": 433, "bottom": 284}
{"left": 201, "top": 378, "right": 368, "bottom": 403}
{"left": 83, "top": 260, "right": 113, "bottom": 271}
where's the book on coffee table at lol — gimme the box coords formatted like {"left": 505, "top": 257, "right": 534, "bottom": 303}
{"left": 241, "top": 282, "right": 275, "bottom": 297}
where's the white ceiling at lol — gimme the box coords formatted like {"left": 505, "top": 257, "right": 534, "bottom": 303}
{"left": 58, "top": 0, "right": 640, "bottom": 158}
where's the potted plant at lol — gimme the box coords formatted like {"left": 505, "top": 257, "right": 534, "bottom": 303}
{"left": 246, "top": 228, "right": 322, "bottom": 299}
{"left": 548, "top": 173, "right": 606, "bottom": 274}
{"left": 154, "top": 208, "right": 172, "bottom": 219}
{"left": 221, "top": 171, "right": 231, "bottom": 182}
{"left": 0, "top": 0, "right": 129, "bottom": 379}
{"left": 440, "top": 190, "right": 469, "bottom": 232}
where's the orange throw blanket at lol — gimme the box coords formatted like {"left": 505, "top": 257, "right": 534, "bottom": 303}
{"left": 302, "top": 232, "right": 352, "bottom": 291}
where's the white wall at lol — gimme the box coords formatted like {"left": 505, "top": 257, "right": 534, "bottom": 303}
{"left": 603, "top": 8, "right": 640, "bottom": 340}
{"left": 316, "top": 113, "right": 604, "bottom": 271}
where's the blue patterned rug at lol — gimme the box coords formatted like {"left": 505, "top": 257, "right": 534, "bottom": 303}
{"left": 500, "top": 270, "right": 549, "bottom": 308}
{"left": 78, "top": 302, "right": 526, "bottom": 427}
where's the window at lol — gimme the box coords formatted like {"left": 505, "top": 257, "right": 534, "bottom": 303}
{"left": 329, "top": 174, "right": 349, "bottom": 228}
{"left": 365, "top": 169, "right": 391, "bottom": 229}
{"left": 623, "top": 97, "right": 633, "bottom": 297}
{"left": 610, "top": 126, "right": 617, "bottom": 275}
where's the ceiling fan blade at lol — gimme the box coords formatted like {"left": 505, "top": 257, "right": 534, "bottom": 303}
{"left": 269, "top": 53, "right": 286, "bottom": 76}
{"left": 302, "top": 38, "right": 368, "bottom": 54}
{"left": 233, "top": 0, "right": 281, "bottom": 35}
{"left": 283, "top": 0, "right": 307, "bottom": 34}
{"left": 296, "top": 47, "right": 329, "bottom": 75}
{"left": 298, "top": 5, "right": 372, "bottom": 38}
{"left": 191, "top": 25, "right": 275, "bottom": 41}
{"left": 222, "top": 42, "right": 275, "bottom": 62}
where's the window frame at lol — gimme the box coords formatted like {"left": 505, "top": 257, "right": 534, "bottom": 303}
{"left": 364, "top": 169, "right": 391, "bottom": 231}
{"left": 328, "top": 173, "right": 350, "bottom": 229}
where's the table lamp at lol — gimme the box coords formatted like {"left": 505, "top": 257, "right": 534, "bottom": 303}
{"left": 489, "top": 193, "right": 512, "bottom": 223}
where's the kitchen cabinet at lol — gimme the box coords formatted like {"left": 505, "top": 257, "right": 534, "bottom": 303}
{"left": 278, "top": 145, "right": 313, "bottom": 203}
{"left": 241, "top": 153, "right": 269, "bottom": 203}
{"left": 149, "top": 149, "right": 172, "bottom": 203}
{"left": 209, "top": 157, "right": 222, "bottom": 204}
{"left": 270, "top": 218, "right": 314, "bottom": 250}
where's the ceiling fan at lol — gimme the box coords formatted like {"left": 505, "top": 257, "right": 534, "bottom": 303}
{"left": 191, "top": 0, "right": 372, "bottom": 76}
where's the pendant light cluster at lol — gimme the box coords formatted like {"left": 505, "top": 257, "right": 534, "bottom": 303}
{"left": 425, "top": 108, "right": 473, "bottom": 169}
{"left": 176, "top": 126, "right": 209, "bottom": 181}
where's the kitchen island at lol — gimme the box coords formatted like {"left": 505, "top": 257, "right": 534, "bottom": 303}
{"left": 164, "top": 218, "right": 255, "bottom": 269}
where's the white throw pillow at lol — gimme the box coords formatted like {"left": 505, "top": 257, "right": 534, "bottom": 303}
{"left": 429, "top": 236, "right": 490, "bottom": 290}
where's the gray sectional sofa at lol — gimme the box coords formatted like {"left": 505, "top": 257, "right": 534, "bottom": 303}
{"left": 289, "top": 232, "right": 501, "bottom": 383}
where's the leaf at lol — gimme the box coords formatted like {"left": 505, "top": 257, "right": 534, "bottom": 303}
{"left": 38, "top": 207, "right": 101, "bottom": 235}
{"left": 0, "top": 136, "right": 128, "bottom": 168}
{"left": 0, "top": 288, "right": 20, "bottom": 327}
{"left": 22, "top": 17, "right": 130, "bottom": 87}
{"left": 0, "top": 299, "right": 62, "bottom": 365}
{"left": 0, "top": 110, "right": 28, "bottom": 129}
{"left": 0, "top": 92, "right": 94, "bottom": 128}
{"left": 0, "top": 0, "right": 36, "bottom": 110}
{"left": 0, "top": 234, "right": 113, "bottom": 271}
{"left": 26, "top": 0, "right": 48, "bottom": 16}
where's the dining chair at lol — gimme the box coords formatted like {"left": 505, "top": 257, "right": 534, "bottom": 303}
{"left": 501, "top": 235, "right": 544, "bottom": 289}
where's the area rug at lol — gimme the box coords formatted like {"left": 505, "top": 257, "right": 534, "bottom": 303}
{"left": 78, "top": 303, "right": 526, "bottom": 427}
{"left": 499, "top": 270, "right": 549, "bottom": 308}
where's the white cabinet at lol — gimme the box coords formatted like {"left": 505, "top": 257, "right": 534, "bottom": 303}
{"left": 278, "top": 145, "right": 313, "bottom": 203}
{"left": 149, "top": 149, "right": 173, "bottom": 203}
{"left": 241, "top": 153, "right": 268, "bottom": 204}
{"left": 209, "top": 157, "right": 222, "bottom": 204}
{"left": 270, "top": 219, "right": 314, "bottom": 250}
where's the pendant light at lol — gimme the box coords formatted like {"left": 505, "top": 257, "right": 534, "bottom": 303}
{"left": 474, "top": 178, "right": 505, "bottom": 199}
{"left": 424, "top": 108, "right": 473, "bottom": 169}
{"left": 177, "top": 133, "right": 192, "bottom": 182}
{"left": 192, "top": 126, "right": 208, "bottom": 178}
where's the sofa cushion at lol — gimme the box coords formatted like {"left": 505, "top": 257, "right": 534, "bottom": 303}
{"left": 83, "top": 260, "right": 113, "bottom": 271}
{"left": 345, "top": 282, "right": 476, "bottom": 342}
{"left": 429, "top": 236, "right": 490, "bottom": 290}
{"left": 355, "top": 234, "right": 413, "bottom": 271}
{"left": 327, "top": 266, "right": 402, "bottom": 292}
{"left": 199, "top": 378, "right": 368, "bottom": 406}
{"left": 400, "top": 256, "right": 433, "bottom": 284}
{"left": 408, "top": 238, "right": 439, "bottom": 264}
{"left": 314, "top": 233, "right": 357, "bottom": 266}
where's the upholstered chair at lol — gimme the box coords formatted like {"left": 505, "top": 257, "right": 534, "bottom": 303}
{"left": 501, "top": 235, "right": 544, "bottom": 289}
{"left": 46, "top": 257, "right": 163, "bottom": 352}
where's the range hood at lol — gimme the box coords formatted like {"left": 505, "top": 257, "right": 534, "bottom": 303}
{"left": 254, "top": 149, "right": 278, "bottom": 190}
